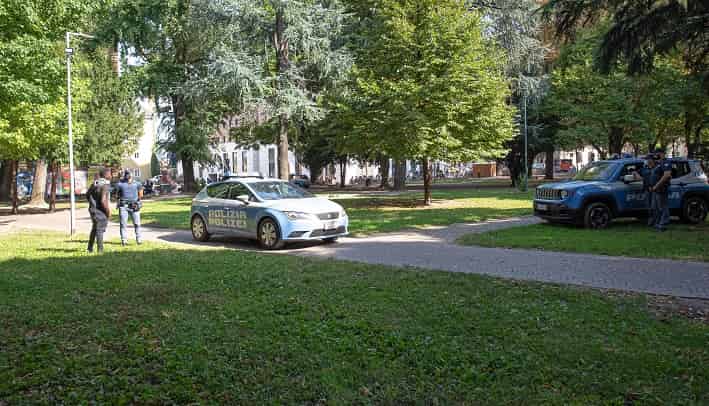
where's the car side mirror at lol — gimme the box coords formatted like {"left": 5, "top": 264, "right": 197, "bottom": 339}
{"left": 622, "top": 174, "right": 635, "bottom": 183}
{"left": 236, "top": 194, "right": 250, "bottom": 204}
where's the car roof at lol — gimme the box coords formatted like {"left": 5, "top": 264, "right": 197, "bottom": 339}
{"left": 215, "top": 177, "right": 283, "bottom": 185}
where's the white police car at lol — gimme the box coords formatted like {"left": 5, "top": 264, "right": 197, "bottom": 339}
{"left": 190, "top": 177, "right": 348, "bottom": 249}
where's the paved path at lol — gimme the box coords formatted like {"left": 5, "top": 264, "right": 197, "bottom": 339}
{"left": 6, "top": 210, "right": 709, "bottom": 299}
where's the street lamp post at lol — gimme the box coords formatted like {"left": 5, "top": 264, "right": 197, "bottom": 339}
{"left": 523, "top": 90, "right": 528, "bottom": 192}
{"left": 65, "top": 31, "right": 95, "bottom": 237}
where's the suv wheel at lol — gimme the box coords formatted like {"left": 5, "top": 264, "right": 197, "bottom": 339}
{"left": 681, "top": 196, "right": 708, "bottom": 224}
{"left": 584, "top": 202, "right": 612, "bottom": 229}
{"left": 258, "top": 218, "right": 285, "bottom": 250}
{"left": 191, "top": 215, "right": 211, "bottom": 242}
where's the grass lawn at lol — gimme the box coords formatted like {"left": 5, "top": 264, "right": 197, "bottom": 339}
{"left": 1, "top": 232, "right": 708, "bottom": 403}
{"left": 458, "top": 220, "right": 709, "bottom": 262}
{"left": 135, "top": 189, "right": 533, "bottom": 235}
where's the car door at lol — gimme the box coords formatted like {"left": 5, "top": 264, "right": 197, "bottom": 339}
{"left": 617, "top": 162, "right": 646, "bottom": 213}
{"left": 668, "top": 161, "right": 692, "bottom": 209}
{"left": 224, "top": 183, "right": 252, "bottom": 236}
{"left": 205, "top": 183, "right": 230, "bottom": 232}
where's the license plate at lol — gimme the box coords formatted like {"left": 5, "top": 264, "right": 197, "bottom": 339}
{"left": 323, "top": 220, "right": 337, "bottom": 230}
{"left": 536, "top": 203, "right": 548, "bottom": 211}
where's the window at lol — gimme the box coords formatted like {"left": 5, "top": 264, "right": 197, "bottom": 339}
{"left": 620, "top": 163, "right": 643, "bottom": 177}
{"left": 134, "top": 152, "right": 140, "bottom": 159}
{"left": 574, "top": 162, "right": 617, "bottom": 181}
{"left": 671, "top": 161, "right": 691, "bottom": 178}
{"left": 241, "top": 151, "right": 248, "bottom": 172}
{"left": 253, "top": 149, "right": 260, "bottom": 174}
{"left": 206, "top": 183, "right": 229, "bottom": 199}
{"left": 134, "top": 168, "right": 141, "bottom": 178}
{"left": 249, "top": 181, "right": 313, "bottom": 200}
{"left": 228, "top": 183, "right": 252, "bottom": 201}
{"left": 268, "top": 148, "right": 276, "bottom": 178}
{"left": 232, "top": 152, "right": 238, "bottom": 174}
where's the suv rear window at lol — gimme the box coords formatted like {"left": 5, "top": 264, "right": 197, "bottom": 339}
{"left": 671, "top": 161, "right": 691, "bottom": 178}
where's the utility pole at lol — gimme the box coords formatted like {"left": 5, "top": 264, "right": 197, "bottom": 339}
{"left": 65, "top": 32, "right": 95, "bottom": 237}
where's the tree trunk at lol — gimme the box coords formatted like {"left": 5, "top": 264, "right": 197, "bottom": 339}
{"left": 0, "top": 159, "right": 11, "bottom": 201}
{"left": 393, "top": 160, "right": 406, "bottom": 191}
{"left": 10, "top": 160, "right": 18, "bottom": 215}
{"left": 422, "top": 158, "right": 432, "bottom": 206}
{"left": 339, "top": 158, "right": 347, "bottom": 188}
{"left": 379, "top": 156, "right": 390, "bottom": 188}
{"left": 294, "top": 153, "right": 302, "bottom": 176}
{"left": 275, "top": 8, "right": 291, "bottom": 180}
{"left": 172, "top": 95, "right": 197, "bottom": 193}
{"left": 49, "top": 161, "right": 58, "bottom": 213}
{"left": 278, "top": 114, "right": 290, "bottom": 180}
{"left": 608, "top": 127, "right": 624, "bottom": 156}
{"left": 28, "top": 160, "right": 48, "bottom": 207}
{"left": 544, "top": 148, "right": 554, "bottom": 180}
{"left": 684, "top": 111, "right": 695, "bottom": 158}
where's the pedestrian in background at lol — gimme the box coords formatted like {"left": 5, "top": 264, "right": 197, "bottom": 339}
{"left": 87, "top": 167, "right": 111, "bottom": 253}
{"left": 650, "top": 148, "right": 673, "bottom": 232}
{"left": 116, "top": 170, "right": 144, "bottom": 246}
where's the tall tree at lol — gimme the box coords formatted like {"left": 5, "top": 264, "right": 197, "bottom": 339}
{"left": 205, "top": 0, "right": 352, "bottom": 180}
{"left": 101, "top": 0, "right": 228, "bottom": 191}
{"left": 349, "top": 0, "right": 514, "bottom": 204}
{"left": 543, "top": 1, "right": 708, "bottom": 84}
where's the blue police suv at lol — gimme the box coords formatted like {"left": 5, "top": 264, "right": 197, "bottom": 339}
{"left": 190, "top": 177, "right": 348, "bottom": 249}
{"left": 534, "top": 158, "right": 709, "bottom": 228}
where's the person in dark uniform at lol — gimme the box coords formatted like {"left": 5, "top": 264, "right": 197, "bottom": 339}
{"left": 115, "top": 170, "right": 144, "bottom": 246}
{"left": 87, "top": 167, "right": 112, "bottom": 253}
{"left": 650, "top": 148, "right": 673, "bottom": 231}
{"left": 632, "top": 153, "right": 659, "bottom": 226}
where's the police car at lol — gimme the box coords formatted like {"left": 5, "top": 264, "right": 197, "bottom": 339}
{"left": 190, "top": 176, "right": 348, "bottom": 249}
{"left": 534, "top": 158, "right": 709, "bottom": 228}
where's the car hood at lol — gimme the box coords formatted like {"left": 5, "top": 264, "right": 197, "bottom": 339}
{"left": 538, "top": 180, "right": 605, "bottom": 190}
{"left": 260, "top": 197, "right": 344, "bottom": 214}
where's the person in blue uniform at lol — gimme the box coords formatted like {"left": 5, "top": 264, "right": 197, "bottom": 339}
{"left": 649, "top": 148, "right": 673, "bottom": 231}
{"left": 115, "top": 170, "right": 144, "bottom": 245}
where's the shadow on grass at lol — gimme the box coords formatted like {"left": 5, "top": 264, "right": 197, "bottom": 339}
{"left": 1, "top": 234, "right": 709, "bottom": 404}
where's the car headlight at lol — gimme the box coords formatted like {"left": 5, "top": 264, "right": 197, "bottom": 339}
{"left": 283, "top": 211, "right": 317, "bottom": 221}
{"left": 560, "top": 190, "right": 574, "bottom": 199}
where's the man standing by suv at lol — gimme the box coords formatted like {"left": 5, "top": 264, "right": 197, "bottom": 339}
{"left": 632, "top": 154, "right": 659, "bottom": 226}
{"left": 650, "top": 148, "right": 673, "bottom": 231}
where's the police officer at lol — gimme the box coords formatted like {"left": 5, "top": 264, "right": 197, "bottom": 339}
{"left": 115, "top": 170, "right": 144, "bottom": 245}
{"left": 632, "top": 154, "right": 658, "bottom": 226}
{"left": 87, "top": 167, "right": 111, "bottom": 253}
{"left": 650, "top": 148, "right": 673, "bottom": 231}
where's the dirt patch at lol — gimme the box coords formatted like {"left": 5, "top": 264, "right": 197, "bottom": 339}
{"left": 647, "top": 296, "right": 709, "bottom": 324}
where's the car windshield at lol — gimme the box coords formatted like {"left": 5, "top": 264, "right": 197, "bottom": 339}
{"left": 248, "top": 181, "right": 313, "bottom": 200}
{"left": 573, "top": 162, "right": 617, "bottom": 181}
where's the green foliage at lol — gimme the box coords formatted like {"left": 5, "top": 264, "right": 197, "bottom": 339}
{"left": 75, "top": 52, "right": 142, "bottom": 166}
{"left": 544, "top": 29, "right": 694, "bottom": 156}
{"left": 347, "top": 0, "right": 514, "bottom": 164}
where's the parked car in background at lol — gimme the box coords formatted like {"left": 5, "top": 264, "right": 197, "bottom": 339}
{"left": 290, "top": 174, "right": 311, "bottom": 189}
{"left": 16, "top": 171, "right": 33, "bottom": 199}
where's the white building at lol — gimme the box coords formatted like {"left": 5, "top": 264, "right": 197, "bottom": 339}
{"left": 120, "top": 97, "right": 158, "bottom": 180}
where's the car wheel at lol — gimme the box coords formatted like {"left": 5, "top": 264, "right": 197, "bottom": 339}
{"left": 258, "top": 218, "right": 285, "bottom": 250}
{"left": 191, "top": 215, "right": 210, "bottom": 242}
{"left": 584, "top": 202, "right": 612, "bottom": 229}
{"left": 323, "top": 237, "right": 338, "bottom": 244}
{"left": 681, "top": 196, "right": 708, "bottom": 224}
